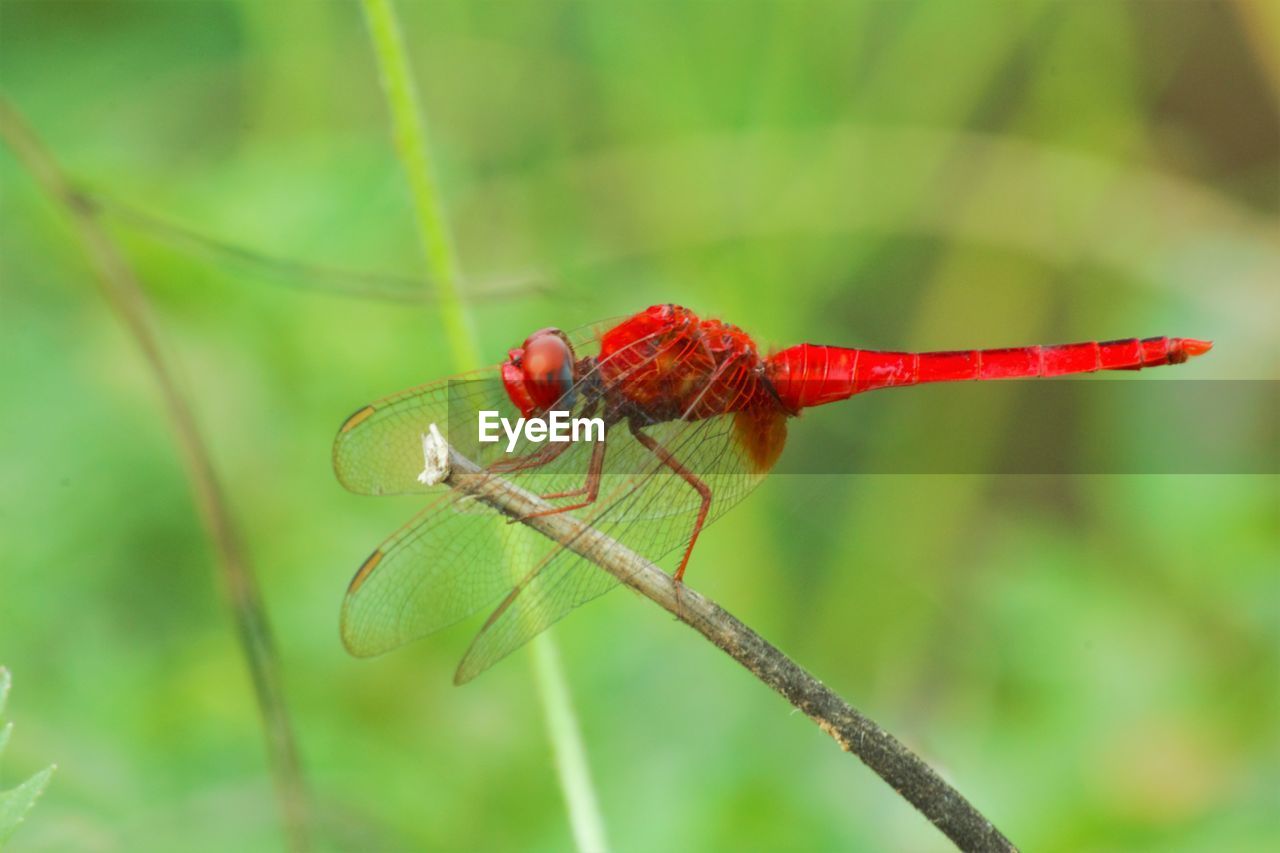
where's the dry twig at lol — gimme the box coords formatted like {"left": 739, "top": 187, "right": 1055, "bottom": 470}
{"left": 434, "top": 444, "right": 1017, "bottom": 853}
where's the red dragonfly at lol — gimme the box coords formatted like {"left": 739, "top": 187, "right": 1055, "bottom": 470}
{"left": 334, "top": 303, "right": 1211, "bottom": 682}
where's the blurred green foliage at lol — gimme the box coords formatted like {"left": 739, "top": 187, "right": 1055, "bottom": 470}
{"left": 1, "top": 1, "right": 1276, "bottom": 850}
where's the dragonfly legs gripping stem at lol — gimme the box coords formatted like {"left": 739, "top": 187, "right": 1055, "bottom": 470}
{"left": 627, "top": 420, "right": 712, "bottom": 585}
{"left": 488, "top": 441, "right": 582, "bottom": 524}
{"left": 519, "top": 437, "right": 607, "bottom": 519}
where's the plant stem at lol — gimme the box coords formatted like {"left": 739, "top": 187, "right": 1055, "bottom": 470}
{"left": 358, "top": 0, "right": 479, "bottom": 368}
{"left": 439, "top": 447, "right": 1019, "bottom": 853}
{"left": 0, "top": 96, "right": 311, "bottom": 852}
{"left": 357, "top": 3, "right": 608, "bottom": 849}
{"left": 530, "top": 636, "right": 609, "bottom": 853}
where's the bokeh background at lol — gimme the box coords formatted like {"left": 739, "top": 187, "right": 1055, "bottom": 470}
{"left": 2, "top": 1, "right": 1277, "bottom": 850}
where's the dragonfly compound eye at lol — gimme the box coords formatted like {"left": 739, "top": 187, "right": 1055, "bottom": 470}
{"left": 520, "top": 330, "right": 577, "bottom": 412}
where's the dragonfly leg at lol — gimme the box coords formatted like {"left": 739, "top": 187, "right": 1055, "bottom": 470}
{"left": 520, "top": 437, "right": 607, "bottom": 518}
{"left": 628, "top": 421, "right": 711, "bottom": 583}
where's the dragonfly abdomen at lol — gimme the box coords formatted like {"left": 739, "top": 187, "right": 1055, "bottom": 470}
{"left": 766, "top": 336, "right": 1212, "bottom": 411}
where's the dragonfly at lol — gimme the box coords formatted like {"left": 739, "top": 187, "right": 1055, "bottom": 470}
{"left": 333, "top": 303, "right": 1211, "bottom": 682}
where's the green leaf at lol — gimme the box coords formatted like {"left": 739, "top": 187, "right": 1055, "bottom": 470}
{"left": 0, "top": 667, "right": 55, "bottom": 845}
{"left": 0, "top": 766, "right": 55, "bottom": 844}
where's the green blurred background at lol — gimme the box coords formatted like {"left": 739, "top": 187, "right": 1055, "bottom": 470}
{"left": 2, "top": 1, "right": 1277, "bottom": 850}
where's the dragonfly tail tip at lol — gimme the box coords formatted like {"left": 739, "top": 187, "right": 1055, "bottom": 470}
{"left": 1180, "top": 338, "right": 1213, "bottom": 358}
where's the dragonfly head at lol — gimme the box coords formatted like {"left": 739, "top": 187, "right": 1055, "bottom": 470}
{"left": 502, "top": 327, "right": 578, "bottom": 417}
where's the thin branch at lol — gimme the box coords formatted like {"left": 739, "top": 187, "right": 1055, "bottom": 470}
{"left": 0, "top": 96, "right": 311, "bottom": 852}
{"left": 439, "top": 446, "right": 1018, "bottom": 853}
{"left": 357, "top": 2, "right": 608, "bottom": 849}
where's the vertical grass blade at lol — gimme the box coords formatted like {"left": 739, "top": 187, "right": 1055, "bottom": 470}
{"left": 531, "top": 636, "right": 609, "bottom": 853}
{"left": 357, "top": 3, "right": 608, "bottom": 849}
{"left": 358, "top": 0, "right": 480, "bottom": 370}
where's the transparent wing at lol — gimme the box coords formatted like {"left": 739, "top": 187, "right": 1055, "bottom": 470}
{"left": 334, "top": 371, "right": 508, "bottom": 496}
{"left": 338, "top": 372, "right": 615, "bottom": 655}
{"left": 340, "top": 490, "right": 535, "bottom": 656}
{"left": 340, "top": 414, "right": 690, "bottom": 657}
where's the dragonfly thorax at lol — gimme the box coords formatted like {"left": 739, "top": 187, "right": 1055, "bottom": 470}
{"left": 597, "top": 304, "right": 775, "bottom": 423}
